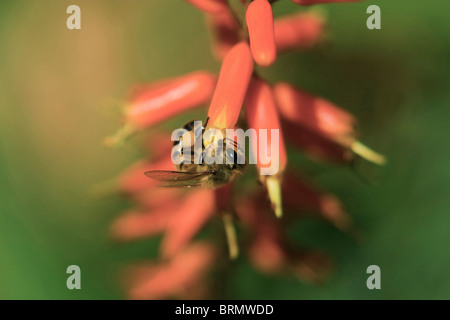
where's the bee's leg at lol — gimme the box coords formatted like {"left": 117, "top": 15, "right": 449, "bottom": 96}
{"left": 183, "top": 120, "right": 196, "bottom": 131}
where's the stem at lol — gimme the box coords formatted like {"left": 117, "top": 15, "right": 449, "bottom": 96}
{"left": 228, "top": 0, "right": 249, "bottom": 40}
{"left": 103, "top": 122, "right": 136, "bottom": 148}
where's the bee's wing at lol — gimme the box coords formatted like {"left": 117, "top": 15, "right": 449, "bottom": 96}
{"left": 144, "top": 170, "right": 214, "bottom": 187}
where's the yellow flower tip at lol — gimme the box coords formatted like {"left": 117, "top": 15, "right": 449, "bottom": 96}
{"left": 266, "top": 177, "right": 283, "bottom": 219}
{"left": 223, "top": 213, "right": 239, "bottom": 260}
{"left": 210, "top": 104, "right": 229, "bottom": 129}
{"left": 103, "top": 123, "right": 136, "bottom": 148}
{"left": 351, "top": 141, "right": 387, "bottom": 166}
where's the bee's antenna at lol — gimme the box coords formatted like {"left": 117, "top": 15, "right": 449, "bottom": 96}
{"left": 204, "top": 116, "right": 210, "bottom": 127}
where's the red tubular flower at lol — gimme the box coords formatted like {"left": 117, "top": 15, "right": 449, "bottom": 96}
{"left": 236, "top": 196, "right": 286, "bottom": 272}
{"left": 133, "top": 187, "right": 184, "bottom": 209}
{"left": 282, "top": 120, "right": 353, "bottom": 164}
{"left": 127, "top": 242, "right": 216, "bottom": 300}
{"left": 274, "top": 82, "right": 356, "bottom": 144}
{"left": 275, "top": 82, "right": 386, "bottom": 164}
{"left": 245, "top": 78, "right": 288, "bottom": 173}
{"left": 118, "top": 154, "right": 173, "bottom": 195}
{"left": 205, "top": 9, "right": 240, "bottom": 60}
{"left": 246, "top": 0, "right": 277, "bottom": 67}
{"left": 160, "top": 189, "right": 216, "bottom": 259}
{"left": 185, "top": 0, "right": 228, "bottom": 14}
{"left": 292, "top": 0, "right": 360, "bottom": 5}
{"left": 207, "top": 42, "right": 254, "bottom": 129}
{"left": 105, "top": 0, "right": 386, "bottom": 298}
{"left": 250, "top": 235, "right": 332, "bottom": 283}
{"left": 282, "top": 173, "right": 353, "bottom": 231}
{"left": 111, "top": 206, "right": 176, "bottom": 241}
{"left": 245, "top": 78, "right": 287, "bottom": 218}
{"left": 105, "top": 71, "right": 216, "bottom": 146}
{"left": 274, "top": 11, "right": 325, "bottom": 52}
{"left": 237, "top": 196, "right": 332, "bottom": 283}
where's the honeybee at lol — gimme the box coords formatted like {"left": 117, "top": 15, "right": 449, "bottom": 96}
{"left": 145, "top": 118, "right": 246, "bottom": 188}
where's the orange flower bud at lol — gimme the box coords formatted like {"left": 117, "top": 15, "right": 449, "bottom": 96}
{"left": 161, "top": 189, "right": 216, "bottom": 259}
{"left": 292, "top": 0, "right": 359, "bottom": 5}
{"left": 274, "top": 12, "right": 325, "bottom": 52}
{"left": 246, "top": 0, "right": 277, "bottom": 66}
{"left": 205, "top": 9, "right": 240, "bottom": 60}
{"left": 245, "top": 78, "right": 287, "bottom": 218}
{"left": 207, "top": 42, "right": 254, "bottom": 129}
{"left": 274, "top": 82, "right": 356, "bottom": 144}
{"left": 185, "top": 0, "right": 228, "bottom": 14}
{"left": 105, "top": 71, "right": 216, "bottom": 146}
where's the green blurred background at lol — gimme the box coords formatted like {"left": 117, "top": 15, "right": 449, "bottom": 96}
{"left": 0, "top": 0, "right": 449, "bottom": 299}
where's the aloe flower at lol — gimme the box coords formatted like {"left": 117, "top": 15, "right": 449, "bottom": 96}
{"left": 106, "top": 0, "right": 385, "bottom": 299}
{"left": 105, "top": 71, "right": 216, "bottom": 146}
{"left": 274, "top": 11, "right": 325, "bottom": 52}
{"left": 245, "top": 77, "right": 287, "bottom": 218}
{"left": 246, "top": 0, "right": 277, "bottom": 66}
